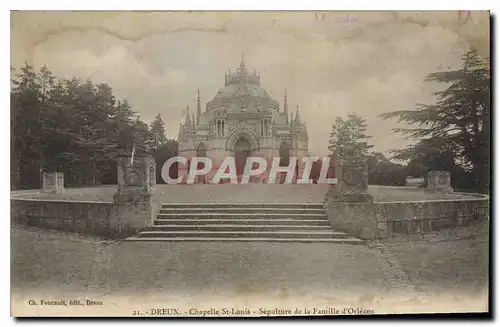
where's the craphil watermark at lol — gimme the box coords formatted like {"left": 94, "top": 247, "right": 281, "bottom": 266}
{"left": 161, "top": 156, "right": 337, "bottom": 185}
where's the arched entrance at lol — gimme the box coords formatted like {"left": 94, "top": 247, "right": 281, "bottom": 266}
{"left": 234, "top": 137, "right": 252, "bottom": 179}
{"left": 195, "top": 143, "right": 207, "bottom": 183}
{"left": 278, "top": 142, "right": 291, "bottom": 184}
{"left": 279, "top": 142, "right": 291, "bottom": 166}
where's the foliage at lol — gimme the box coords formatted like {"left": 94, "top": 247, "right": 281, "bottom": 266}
{"left": 367, "top": 152, "right": 406, "bottom": 186}
{"left": 147, "top": 114, "right": 168, "bottom": 153}
{"left": 380, "top": 50, "right": 490, "bottom": 193}
{"left": 328, "top": 113, "right": 373, "bottom": 157}
{"left": 327, "top": 114, "right": 407, "bottom": 186}
{"left": 10, "top": 63, "right": 168, "bottom": 189}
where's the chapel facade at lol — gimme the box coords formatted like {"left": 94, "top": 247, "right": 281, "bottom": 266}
{"left": 177, "top": 59, "right": 309, "bottom": 183}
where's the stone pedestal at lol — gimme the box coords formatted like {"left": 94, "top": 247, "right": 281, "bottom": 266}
{"left": 324, "top": 155, "right": 377, "bottom": 239}
{"left": 42, "top": 172, "right": 64, "bottom": 194}
{"left": 325, "top": 155, "right": 373, "bottom": 202}
{"left": 113, "top": 156, "right": 156, "bottom": 202}
{"left": 112, "top": 155, "right": 159, "bottom": 235}
{"left": 426, "top": 171, "right": 453, "bottom": 193}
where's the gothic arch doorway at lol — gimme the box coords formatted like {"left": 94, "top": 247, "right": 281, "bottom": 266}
{"left": 279, "top": 142, "right": 291, "bottom": 166}
{"left": 233, "top": 137, "right": 252, "bottom": 178}
{"left": 278, "top": 142, "right": 291, "bottom": 183}
{"left": 195, "top": 143, "right": 207, "bottom": 183}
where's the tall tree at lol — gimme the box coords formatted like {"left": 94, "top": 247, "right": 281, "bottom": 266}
{"left": 380, "top": 49, "right": 490, "bottom": 192}
{"left": 148, "top": 113, "right": 168, "bottom": 152}
{"left": 328, "top": 113, "right": 373, "bottom": 157}
{"left": 11, "top": 63, "right": 153, "bottom": 188}
{"left": 11, "top": 63, "right": 45, "bottom": 188}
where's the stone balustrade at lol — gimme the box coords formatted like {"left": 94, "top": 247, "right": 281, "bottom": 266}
{"left": 324, "top": 157, "right": 488, "bottom": 240}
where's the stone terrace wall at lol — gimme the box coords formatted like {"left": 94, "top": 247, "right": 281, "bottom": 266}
{"left": 374, "top": 197, "right": 489, "bottom": 238}
{"left": 11, "top": 199, "right": 158, "bottom": 238}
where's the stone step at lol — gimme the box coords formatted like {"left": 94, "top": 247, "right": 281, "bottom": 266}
{"left": 148, "top": 224, "right": 333, "bottom": 232}
{"left": 125, "top": 236, "right": 364, "bottom": 244}
{"left": 134, "top": 230, "right": 348, "bottom": 239}
{"left": 156, "top": 213, "right": 327, "bottom": 220}
{"left": 130, "top": 203, "right": 363, "bottom": 244}
{"left": 160, "top": 203, "right": 324, "bottom": 209}
{"left": 159, "top": 207, "right": 325, "bottom": 214}
{"left": 153, "top": 219, "right": 331, "bottom": 226}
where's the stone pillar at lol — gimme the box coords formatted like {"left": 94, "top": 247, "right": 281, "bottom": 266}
{"left": 42, "top": 172, "right": 64, "bottom": 194}
{"left": 110, "top": 155, "right": 159, "bottom": 237}
{"left": 426, "top": 171, "right": 453, "bottom": 193}
{"left": 325, "top": 155, "right": 372, "bottom": 202}
{"left": 113, "top": 155, "right": 156, "bottom": 202}
{"left": 324, "top": 155, "right": 377, "bottom": 239}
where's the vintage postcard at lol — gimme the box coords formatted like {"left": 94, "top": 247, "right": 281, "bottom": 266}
{"left": 10, "top": 11, "right": 490, "bottom": 317}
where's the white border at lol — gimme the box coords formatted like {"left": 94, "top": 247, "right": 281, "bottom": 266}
{"left": 2, "top": 2, "right": 497, "bottom": 326}
{"left": 5, "top": 1, "right": 497, "bottom": 10}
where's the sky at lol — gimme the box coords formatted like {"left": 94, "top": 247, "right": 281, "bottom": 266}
{"left": 10, "top": 11, "right": 490, "bottom": 157}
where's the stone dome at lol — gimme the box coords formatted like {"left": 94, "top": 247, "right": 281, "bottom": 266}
{"left": 212, "top": 83, "right": 272, "bottom": 101}
{"left": 207, "top": 60, "right": 278, "bottom": 112}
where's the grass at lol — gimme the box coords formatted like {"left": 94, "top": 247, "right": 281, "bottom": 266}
{"left": 382, "top": 221, "right": 489, "bottom": 296}
{"left": 11, "top": 184, "right": 484, "bottom": 203}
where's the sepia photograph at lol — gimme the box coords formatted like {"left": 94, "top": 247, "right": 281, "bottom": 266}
{"left": 9, "top": 10, "right": 491, "bottom": 317}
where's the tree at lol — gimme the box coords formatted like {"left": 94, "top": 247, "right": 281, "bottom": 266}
{"left": 11, "top": 63, "right": 46, "bottom": 188}
{"left": 11, "top": 63, "right": 153, "bottom": 188}
{"left": 148, "top": 113, "right": 168, "bottom": 152}
{"left": 151, "top": 139, "right": 179, "bottom": 183}
{"left": 328, "top": 113, "right": 373, "bottom": 157}
{"left": 367, "top": 152, "right": 406, "bottom": 186}
{"left": 380, "top": 49, "right": 490, "bottom": 193}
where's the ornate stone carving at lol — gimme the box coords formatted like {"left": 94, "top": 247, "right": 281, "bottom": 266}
{"left": 426, "top": 171, "right": 454, "bottom": 193}
{"left": 342, "top": 167, "right": 363, "bottom": 186}
{"left": 114, "top": 155, "right": 156, "bottom": 202}
{"left": 125, "top": 169, "right": 142, "bottom": 186}
{"left": 326, "top": 155, "right": 372, "bottom": 202}
{"left": 237, "top": 120, "right": 248, "bottom": 130}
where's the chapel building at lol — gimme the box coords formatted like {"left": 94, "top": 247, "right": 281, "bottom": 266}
{"left": 177, "top": 59, "right": 309, "bottom": 183}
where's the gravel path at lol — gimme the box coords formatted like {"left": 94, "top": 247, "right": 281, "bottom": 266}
{"left": 11, "top": 224, "right": 489, "bottom": 316}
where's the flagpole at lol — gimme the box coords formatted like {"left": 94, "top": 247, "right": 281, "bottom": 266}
{"left": 130, "top": 144, "right": 136, "bottom": 164}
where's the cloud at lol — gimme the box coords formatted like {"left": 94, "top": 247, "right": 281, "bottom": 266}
{"left": 11, "top": 11, "right": 489, "bottom": 155}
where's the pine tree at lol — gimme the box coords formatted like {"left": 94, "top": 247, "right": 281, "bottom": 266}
{"left": 148, "top": 114, "right": 168, "bottom": 152}
{"left": 10, "top": 63, "right": 153, "bottom": 188}
{"left": 11, "top": 63, "right": 45, "bottom": 188}
{"left": 328, "top": 113, "right": 373, "bottom": 157}
{"left": 380, "top": 49, "right": 490, "bottom": 192}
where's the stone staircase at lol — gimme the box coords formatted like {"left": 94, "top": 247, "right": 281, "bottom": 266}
{"left": 125, "top": 203, "right": 364, "bottom": 244}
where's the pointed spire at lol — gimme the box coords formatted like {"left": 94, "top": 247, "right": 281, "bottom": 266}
{"left": 239, "top": 53, "right": 246, "bottom": 72}
{"left": 284, "top": 86, "right": 289, "bottom": 123}
{"left": 295, "top": 104, "right": 301, "bottom": 123}
{"left": 185, "top": 105, "right": 190, "bottom": 124}
{"left": 196, "top": 89, "right": 201, "bottom": 126}
{"left": 290, "top": 112, "right": 294, "bottom": 124}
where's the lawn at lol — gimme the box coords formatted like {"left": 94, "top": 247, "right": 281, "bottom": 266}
{"left": 11, "top": 184, "right": 484, "bottom": 203}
